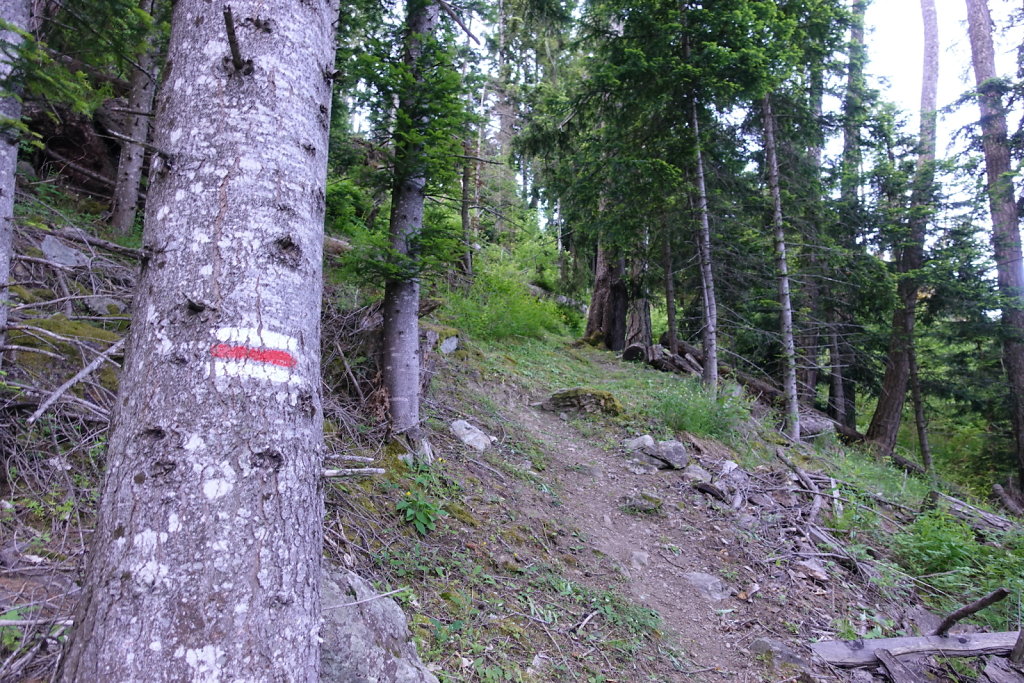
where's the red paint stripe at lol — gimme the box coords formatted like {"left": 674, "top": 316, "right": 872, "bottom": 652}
{"left": 211, "top": 343, "right": 297, "bottom": 368}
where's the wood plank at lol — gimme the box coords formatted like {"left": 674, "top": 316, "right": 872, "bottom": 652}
{"left": 810, "top": 631, "right": 1021, "bottom": 667}
{"left": 876, "top": 649, "right": 929, "bottom": 683}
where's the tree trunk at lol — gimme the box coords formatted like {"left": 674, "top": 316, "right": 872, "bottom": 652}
{"left": 662, "top": 224, "right": 678, "bottom": 355}
{"left": 763, "top": 94, "right": 800, "bottom": 441}
{"left": 382, "top": 0, "right": 440, "bottom": 437}
{"left": 865, "top": 0, "right": 938, "bottom": 455}
{"left": 585, "top": 242, "right": 628, "bottom": 351}
{"left": 626, "top": 235, "right": 652, "bottom": 348}
{"left": 58, "top": 1, "right": 338, "bottom": 679}
{"left": 460, "top": 139, "right": 474, "bottom": 278}
{"left": 831, "top": 0, "right": 868, "bottom": 430}
{"left": 691, "top": 99, "right": 718, "bottom": 388}
{"left": 109, "top": 0, "right": 159, "bottom": 235}
{"left": 0, "top": 0, "right": 31, "bottom": 363}
{"left": 965, "top": 0, "right": 1024, "bottom": 484}
{"left": 908, "top": 340, "right": 933, "bottom": 470}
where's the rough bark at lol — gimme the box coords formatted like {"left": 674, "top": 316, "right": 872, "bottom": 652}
{"left": 965, "top": 0, "right": 1024, "bottom": 484}
{"left": 460, "top": 140, "right": 474, "bottom": 277}
{"left": 58, "top": 1, "right": 338, "bottom": 679}
{"left": 691, "top": 98, "right": 718, "bottom": 388}
{"left": 866, "top": 0, "right": 938, "bottom": 456}
{"left": 585, "top": 242, "right": 627, "bottom": 351}
{"left": 109, "top": 0, "right": 159, "bottom": 234}
{"left": 909, "top": 341, "right": 934, "bottom": 470}
{"left": 763, "top": 95, "right": 800, "bottom": 441}
{"left": 0, "top": 0, "right": 30, "bottom": 362}
{"left": 625, "top": 240, "right": 652, "bottom": 348}
{"left": 382, "top": 0, "right": 440, "bottom": 437}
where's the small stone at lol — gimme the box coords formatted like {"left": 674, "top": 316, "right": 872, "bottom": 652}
{"left": 623, "top": 435, "right": 656, "bottom": 451}
{"left": 750, "top": 637, "right": 807, "bottom": 667}
{"left": 450, "top": 420, "right": 492, "bottom": 452}
{"left": 793, "top": 559, "right": 829, "bottom": 582}
{"left": 41, "top": 235, "right": 89, "bottom": 268}
{"left": 625, "top": 459, "right": 659, "bottom": 475}
{"left": 439, "top": 336, "right": 459, "bottom": 354}
{"left": 620, "top": 493, "right": 662, "bottom": 513}
{"left": 602, "top": 514, "right": 613, "bottom": 528}
{"left": 655, "top": 440, "right": 690, "bottom": 469}
{"left": 681, "top": 464, "right": 712, "bottom": 484}
{"left": 85, "top": 296, "right": 126, "bottom": 316}
{"left": 683, "top": 572, "right": 731, "bottom": 601}
{"left": 630, "top": 550, "right": 650, "bottom": 569}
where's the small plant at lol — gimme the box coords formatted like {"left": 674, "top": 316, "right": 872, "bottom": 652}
{"left": 395, "top": 490, "right": 446, "bottom": 535}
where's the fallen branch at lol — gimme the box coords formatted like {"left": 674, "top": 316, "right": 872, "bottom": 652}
{"left": 811, "top": 631, "right": 1021, "bottom": 667}
{"left": 1011, "top": 629, "right": 1024, "bottom": 665}
{"left": 322, "top": 586, "right": 409, "bottom": 610}
{"left": 322, "top": 468, "right": 385, "bottom": 477}
{"left": 776, "top": 448, "right": 822, "bottom": 522}
{"left": 876, "top": 648, "right": 929, "bottom": 683}
{"left": 934, "top": 588, "right": 1010, "bottom": 637}
{"left": 922, "top": 490, "right": 1015, "bottom": 537}
{"left": 27, "top": 338, "right": 125, "bottom": 425}
{"left": 993, "top": 484, "right": 1024, "bottom": 517}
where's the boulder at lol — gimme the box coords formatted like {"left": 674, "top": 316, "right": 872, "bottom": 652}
{"left": 41, "top": 235, "right": 90, "bottom": 268}
{"left": 321, "top": 569, "right": 438, "bottom": 683}
{"left": 681, "top": 464, "right": 712, "bottom": 484}
{"left": 540, "top": 388, "right": 624, "bottom": 416}
{"left": 623, "top": 435, "right": 656, "bottom": 451}
{"left": 683, "top": 572, "right": 731, "bottom": 601}
{"left": 655, "top": 440, "right": 689, "bottom": 469}
{"left": 450, "top": 420, "right": 494, "bottom": 452}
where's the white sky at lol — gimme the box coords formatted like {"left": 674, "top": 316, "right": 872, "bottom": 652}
{"left": 865, "top": 0, "right": 1019, "bottom": 157}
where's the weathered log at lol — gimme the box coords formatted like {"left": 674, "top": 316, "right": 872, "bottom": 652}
{"left": 876, "top": 649, "right": 929, "bottom": 683}
{"left": 810, "top": 631, "right": 1021, "bottom": 667}
{"left": 981, "top": 657, "right": 1024, "bottom": 683}
{"left": 1011, "top": 628, "right": 1024, "bottom": 665}
{"left": 922, "top": 491, "right": 1015, "bottom": 537}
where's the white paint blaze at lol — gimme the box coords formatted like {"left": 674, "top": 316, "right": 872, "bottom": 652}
{"left": 210, "top": 326, "right": 300, "bottom": 384}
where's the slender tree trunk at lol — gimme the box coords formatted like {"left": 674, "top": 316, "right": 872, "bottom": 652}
{"left": 109, "top": 0, "right": 158, "bottom": 234}
{"left": 58, "top": 1, "right": 338, "bottom": 679}
{"left": 0, "top": 0, "right": 30, "bottom": 364}
{"left": 832, "top": 0, "right": 868, "bottom": 429}
{"left": 460, "top": 140, "right": 474, "bottom": 278}
{"left": 965, "top": 0, "right": 1024, "bottom": 484}
{"left": 382, "top": 0, "right": 440, "bottom": 437}
{"left": 797, "top": 68, "right": 825, "bottom": 405}
{"left": 908, "top": 341, "right": 933, "bottom": 470}
{"left": 763, "top": 95, "right": 800, "bottom": 441}
{"left": 662, "top": 222, "right": 678, "bottom": 355}
{"left": 829, "top": 327, "right": 847, "bottom": 422}
{"left": 691, "top": 99, "right": 718, "bottom": 388}
{"left": 866, "top": 0, "right": 938, "bottom": 455}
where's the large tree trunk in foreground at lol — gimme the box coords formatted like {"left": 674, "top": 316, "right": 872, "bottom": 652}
{"left": 382, "top": 0, "right": 440, "bottom": 437}
{"left": 965, "top": 0, "right": 1024, "bottom": 484}
{"left": 109, "top": 0, "right": 158, "bottom": 234}
{"left": 866, "top": 0, "right": 938, "bottom": 456}
{"left": 59, "top": 1, "right": 338, "bottom": 678}
{"left": 0, "top": 0, "right": 30, "bottom": 362}
{"left": 763, "top": 95, "right": 800, "bottom": 441}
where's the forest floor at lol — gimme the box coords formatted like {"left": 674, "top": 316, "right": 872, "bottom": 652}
{"left": 1, "top": 188, "right": 1021, "bottom": 682}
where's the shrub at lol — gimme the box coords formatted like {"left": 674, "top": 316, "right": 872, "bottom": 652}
{"left": 649, "top": 380, "right": 750, "bottom": 440}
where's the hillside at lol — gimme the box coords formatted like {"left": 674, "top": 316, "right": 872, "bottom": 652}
{"left": 2, "top": 182, "right": 1023, "bottom": 682}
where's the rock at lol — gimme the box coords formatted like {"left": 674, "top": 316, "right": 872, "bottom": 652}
{"left": 541, "top": 388, "right": 624, "bottom": 416}
{"left": 620, "top": 493, "right": 662, "bottom": 513}
{"left": 793, "top": 558, "right": 829, "bottom": 582}
{"left": 438, "top": 336, "right": 459, "bottom": 354}
{"left": 40, "top": 235, "right": 90, "bottom": 268}
{"left": 623, "top": 435, "right": 656, "bottom": 451}
{"left": 681, "top": 464, "right": 712, "bottom": 484}
{"left": 749, "top": 637, "right": 807, "bottom": 667}
{"left": 655, "top": 440, "right": 690, "bottom": 469}
{"left": 625, "top": 459, "right": 659, "bottom": 475}
{"left": 450, "top": 420, "right": 493, "bottom": 452}
{"left": 748, "top": 493, "right": 775, "bottom": 508}
{"left": 683, "top": 572, "right": 731, "bottom": 601}
{"left": 629, "top": 550, "right": 650, "bottom": 569}
{"left": 85, "top": 296, "right": 126, "bottom": 316}
{"left": 321, "top": 568, "right": 439, "bottom": 683}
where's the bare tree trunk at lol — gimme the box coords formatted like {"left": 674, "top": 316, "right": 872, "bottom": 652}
{"left": 832, "top": 0, "right": 868, "bottom": 430}
{"left": 382, "top": 0, "right": 440, "bottom": 438}
{"left": 866, "top": 0, "right": 938, "bottom": 455}
{"left": 109, "top": 0, "right": 158, "bottom": 234}
{"left": 662, "top": 223, "right": 678, "bottom": 355}
{"left": 965, "top": 0, "right": 1024, "bottom": 484}
{"left": 626, "top": 233, "right": 652, "bottom": 348}
{"left": 460, "top": 140, "right": 474, "bottom": 278}
{"left": 0, "top": 0, "right": 31, "bottom": 363}
{"left": 763, "top": 94, "right": 800, "bottom": 441}
{"left": 58, "top": 1, "right": 338, "bottom": 679}
{"left": 691, "top": 99, "right": 718, "bottom": 388}
{"left": 908, "top": 341, "right": 933, "bottom": 470}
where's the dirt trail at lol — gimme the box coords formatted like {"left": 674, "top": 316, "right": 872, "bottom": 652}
{"left": 511, "top": 404, "right": 778, "bottom": 682}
